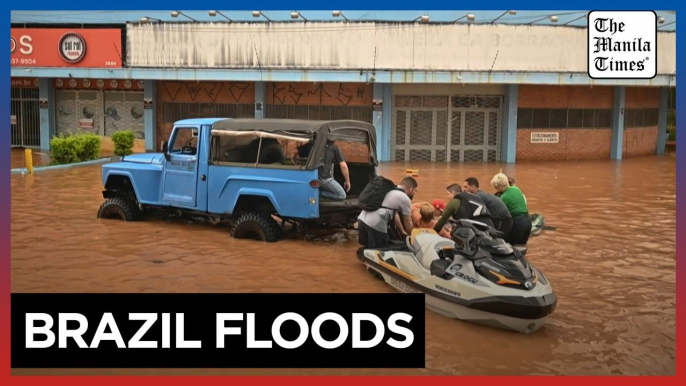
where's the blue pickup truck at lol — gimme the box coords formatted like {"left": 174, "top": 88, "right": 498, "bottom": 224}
{"left": 97, "top": 118, "right": 378, "bottom": 242}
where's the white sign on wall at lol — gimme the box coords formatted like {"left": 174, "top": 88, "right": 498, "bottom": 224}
{"left": 531, "top": 132, "right": 559, "bottom": 143}
{"left": 588, "top": 11, "right": 657, "bottom": 79}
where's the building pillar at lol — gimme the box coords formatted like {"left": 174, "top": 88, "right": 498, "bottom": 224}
{"left": 38, "top": 78, "right": 55, "bottom": 151}
{"left": 656, "top": 87, "right": 670, "bottom": 155}
{"left": 144, "top": 80, "right": 156, "bottom": 152}
{"left": 255, "top": 81, "right": 266, "bottom": 119}
{"left": 611, "top": 86, "right": 626, "bottom": 160}
{"left": 501, "top": 84, "right": 518, "bottom": 163}
{"left": 373, "top": 83, "right": 392, "bottom": 162}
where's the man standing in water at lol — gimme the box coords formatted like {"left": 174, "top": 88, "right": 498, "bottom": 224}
{"left": 491, "top": 173, "right": 531, "bottom": 246}
{"left": 463, "top": 177, "right": 513, "bottom": 237}
{"left": 357, "top": 177, "right": 418, "bottom": 248}
{"left": 434, "top": 183, "right": 494, "bottom": 234}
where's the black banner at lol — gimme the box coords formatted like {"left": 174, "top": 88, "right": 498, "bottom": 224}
{"left": 11, "top": 293, "right": 425, "bottom": 368}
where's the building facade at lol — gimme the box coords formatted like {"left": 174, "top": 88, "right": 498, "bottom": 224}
{"left": 10, "top": 10, "right": 677, "bottom": 162}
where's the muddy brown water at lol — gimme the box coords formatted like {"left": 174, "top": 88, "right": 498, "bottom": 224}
{"left": 11, "top": 155, "right": 676, "bottom": 375}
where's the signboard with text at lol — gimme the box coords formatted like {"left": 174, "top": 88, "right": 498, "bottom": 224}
{"left": 11, "top": 28, "right": 122, "bottom": 68}
{"left": 531, "top": 132, "right": 560, "bottom": 144}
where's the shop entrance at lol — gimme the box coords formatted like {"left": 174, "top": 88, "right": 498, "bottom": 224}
{"left": 392, "top": 95, "right": 502, "bottom": 162}
{"left": 11, "top": 87, "right": 40, "bottom": 148}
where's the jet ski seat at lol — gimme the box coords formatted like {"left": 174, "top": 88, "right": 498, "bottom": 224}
{"left": 407, "top": 229, "right": 456, "bottom": 270}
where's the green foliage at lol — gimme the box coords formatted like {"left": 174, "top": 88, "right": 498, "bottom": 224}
{"left": 111, "top": 130, "right": 136, "bottom": 157}
{"left": 50, "top": 132, "right": 102, "bottom": 165}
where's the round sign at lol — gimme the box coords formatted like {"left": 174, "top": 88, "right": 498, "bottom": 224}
{"left": 34, "top": 79, "right": 39, "bottom": 87}
{"left": 55, "top": 79, "right": 64, "bottom": 88}
{"left": 137, "top": 80, "right": 145, "bottom": 89}
{"left": 58, "top": 32, "right": 87, "bottom": 63}
{"left": 124, "top": 80, "right": 132, "bottom": 89}
{"left": 83, "top": 79, "right": 91, "bottom": 88}
{"left": 69, "top": 79, "right": 77, "bottom": 88}
{"left": 97, "top": 79, "right": 105, "bottom": 88}
{"left": 110, "top": 80, "right": 119, "bottom": 88}
{"left": 11, "top": 37, "right": 16, "bottom": 54}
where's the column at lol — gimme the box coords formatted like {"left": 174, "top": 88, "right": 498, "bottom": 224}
{"left": 611, "top": 86, "right": 626, "bottom": 160}
{"left": 372, "top": 83, "right": 393, "bottom": 162}
{"left": 501, "top": 84, "right": 518, "bottom": 163}
{"left": 38, "top": 78, "right": 55, "bottom": 151}
{"left": 144, "top": 80, "right": 156, "bottom": 152}
{"left": 255, "top": 81, "right": 266, "bottom": 119}
{"left": 656, "top": 87, "right": 669, "bottom": 155}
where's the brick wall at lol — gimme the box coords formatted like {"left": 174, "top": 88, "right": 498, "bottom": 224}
{"left": 626, "top": 87, "right": 660, "bottom": 108}
{"left": 624, "top": 127, "right": 658, "bottom": 157}
{"left": 518, "top": 85, "right": 614, "bottom": 109}
{"left": 155, "top": 81, "right": 255, "bottom": 150}
{"left": 623, "top": 87, "right": 660, "bottom": 157}
{"left": 517, "top": 85, "right": 613, "bottom": 160}
{"left": 266, "top": 82, "right": 372, "bottom": 107}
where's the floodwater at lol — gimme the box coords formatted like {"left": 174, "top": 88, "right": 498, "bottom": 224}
{"left": 11, "top": 154, "right": 676, "bottom": 376}
{"left": 10, "top": 148, "right": 52, "bottom": 169}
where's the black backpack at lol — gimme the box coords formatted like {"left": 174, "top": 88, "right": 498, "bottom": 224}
{"left": 358, "top": 176, "right": 398, "bottom": 211}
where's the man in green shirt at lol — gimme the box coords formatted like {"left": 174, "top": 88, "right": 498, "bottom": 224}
{"left": 434, "top": 184, "right": 494, "bottom": 234}
{"left": 491, "top": 173, "right": 532, "bottom": 246}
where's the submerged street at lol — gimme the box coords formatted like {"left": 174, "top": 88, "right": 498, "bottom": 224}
{"left": 10, "top": 154, "right": 676, "bottom": 376}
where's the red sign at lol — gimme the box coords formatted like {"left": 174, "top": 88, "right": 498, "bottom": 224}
{"left": 10, "top": 28, "right": 122, "bottom": 68}
{"left": 11, "top": 77, "right": 39, "bottom": 88}
{"left": 79, "top": 119, "right": 94, "bottom": 129}
{"left": 53, "top": 78, "right": 144, "bottom": 91}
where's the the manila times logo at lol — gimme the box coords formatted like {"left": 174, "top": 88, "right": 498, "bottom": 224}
{"left": 588, "top": 11, "right": 657, "bottom": 79}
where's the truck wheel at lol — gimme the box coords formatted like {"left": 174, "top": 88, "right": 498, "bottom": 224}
{"left": 231, "top": 212, "right": 282, "bottom": 242}
{"left": 97, "top": 197, "right": 141, "bottom": 222}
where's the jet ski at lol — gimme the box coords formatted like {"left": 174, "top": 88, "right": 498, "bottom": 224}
{"left": 356, "top": 219, "right": 557, "bottom": 334}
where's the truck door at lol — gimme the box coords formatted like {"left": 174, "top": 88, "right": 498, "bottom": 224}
{"left": 162, "top": 126, "right": 200, "bottom": 208}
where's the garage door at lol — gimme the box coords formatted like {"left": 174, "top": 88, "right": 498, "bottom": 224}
{"left": 392, "top": 95, "right": 502, "bottom": 162}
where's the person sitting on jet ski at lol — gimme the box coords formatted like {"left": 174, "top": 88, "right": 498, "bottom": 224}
{"left": 463, "top": 177, "right": 513, "bottom": 237}
{"left": 357, "top": 177, "right": 418, "bottom": 248}
{"left": 411, "top": 202, "right": 452, "bottom": 238}
{"left": 434, "top": 184, "right": 495, "bottom": 235}
{"left": 410, "top": 199, "right": 445, "bottom": 226}
{"left": 491, "top": 173, "right": 532, "bottom": 246}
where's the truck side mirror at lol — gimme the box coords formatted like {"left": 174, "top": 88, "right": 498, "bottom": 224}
{"left": 162, "top": 141, "right": 170, "bottom": 161}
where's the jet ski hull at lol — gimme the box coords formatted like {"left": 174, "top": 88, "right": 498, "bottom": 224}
{"left": 358, "top": 245, "right": 557, "bottom": 334}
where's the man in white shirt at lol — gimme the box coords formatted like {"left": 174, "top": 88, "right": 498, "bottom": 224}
{"left": 357, "top": 177, "right": 418, "bottom": 248}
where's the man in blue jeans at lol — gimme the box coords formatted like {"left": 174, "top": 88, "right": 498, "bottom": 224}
{"left": 292, "top": 140, "right": 350, "bottom": 200}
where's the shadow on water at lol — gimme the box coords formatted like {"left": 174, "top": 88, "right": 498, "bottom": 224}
{"left": 10, "top": 154, "right": 676, "bottom": 375}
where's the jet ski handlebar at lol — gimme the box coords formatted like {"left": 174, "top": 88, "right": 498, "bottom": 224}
{"left": 448, "top": 219, "right": 504, "bottom": 239}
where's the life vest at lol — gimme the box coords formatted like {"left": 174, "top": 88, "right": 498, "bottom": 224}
{"left": 452, "top": 192, "right": 494, "bottom": 225}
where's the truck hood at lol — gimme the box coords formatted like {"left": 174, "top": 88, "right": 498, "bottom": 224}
{"left": 121, "top": 153, "right": 164, "bottom": 164}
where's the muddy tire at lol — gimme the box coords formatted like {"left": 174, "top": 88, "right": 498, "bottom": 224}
{"left": 231, "top": 212, "right": 282, "bottom": 242}
{"left": 97, "top": 197, "right": 141, "bottom": 221}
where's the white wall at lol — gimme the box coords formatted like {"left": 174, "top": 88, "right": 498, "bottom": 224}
{"left": 127, "top": 23, "right": 676, "bottom": 74}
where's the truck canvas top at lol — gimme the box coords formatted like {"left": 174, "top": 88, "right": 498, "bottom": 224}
{"left": 211, "top": 119, "right": 378, "bottom": 169}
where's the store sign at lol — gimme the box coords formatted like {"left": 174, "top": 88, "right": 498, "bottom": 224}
{"left": 11, "top": 78, "right": 39, "bottom": 88}
{"left": 144, "top": 99, "right": 153, "bottom": 110}
{"left": 10, "top": 28, "right": 122, "bottom": 68}
{"left": 79, "top": 119, "right": 94, "bottom": 129}
{"left": 11, "top": 115, "right": 17, "bottom": 125}
{"left": 531, "top": 132, "right": 559, "bottom": 144}
{"left": 58, "top": 32, "right": 87, "bottom": 63}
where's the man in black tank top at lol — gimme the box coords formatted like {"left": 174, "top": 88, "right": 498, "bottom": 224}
{"left": 434, "top": 184, "right": 495, "bottom": 233}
